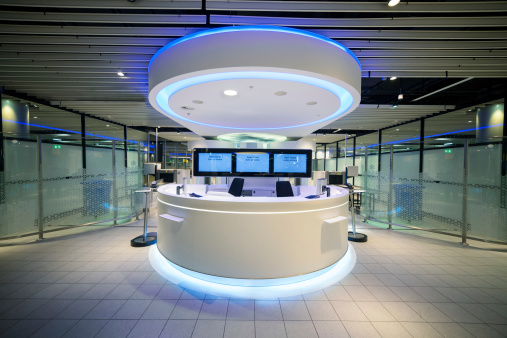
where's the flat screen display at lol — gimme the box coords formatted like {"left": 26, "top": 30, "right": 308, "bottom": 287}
{"left": 273, "top": 154, "right": 307, "bottom": 173}
{"left": 198, "top": 153, "right": 232, "bottom": 173}
{"left": 193, "top": 148, "right": 312, "bottom": 177}
{"left": 236, "top": 153, "right": 270, "bottom": 173}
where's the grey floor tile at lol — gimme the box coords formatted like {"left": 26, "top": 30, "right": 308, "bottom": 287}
{"left": 0, "top": 299, "right": 49, "bottom": 319}
{"left": 62, "top": 319, "right": 108, "bottom": 338}
{"left": 372, "top": 322, "right": 412, "bottom": 338}
{"left": 95, "top": 319, "right": 137, "bottom": 338}
{"left": 433, "top": 287, "right": 477, "bottom": 303}
{"left": 356, "top": 301, "right": 396, "bottom": 321}
{"left": 130, "top": 284, "right": 163, "bottom": 300}
{"left": 430, "top": 322, "right": 475, "bottom": 338}
{"left": 382, "top": 301, "right": 424, "bottom": 322}
{"left": 128, "top": 319, "right": 166, "bottom": 338}
{"left": 54, "top": 284, "right": 94, "bottom": 300}
{"left": 156, "top": 285, "right": 184, "bottom": 300}
{"left": 401, "top": 322, "right": 444, "bottom": 338}
{"left": 55, "top": 299, "right": 99, "bottom": 319}
{"left": 80, "top": 283, "right": 118, "bottom": 299}
{"left": 302, "top": 290, "right": 327, "bottom": 301}
{"left": 255, "top": 300, "right": 283, "bottom": 321}
{"left": 343, "top": 286, "right": 377, "bottom": 301}
{"left": 84, "top": 299, "right": 126, "bottom": 319}
{"left": 224, "top": 320, "right": 255, "bottom": 338}
{"left": 226, "top": 300, "right": 255, "bottom": 320}
{"left": 323, "top": 285, "right": 353, "bottom": 301}
{"left": 343, "top": 321, "right": 381, "bottom": 338}
{"left": 26, "top": 299, "right": 74, "bottom": 319}
{"left": 433, "top": 303, "right": 481, "bottom": 323}
{"left": 170, "top": 300, "right": 203, "bottom": 320}
{"left": 355, "top": 274, "right": 385, "bottom": 286}
{"left": 406, "top": 302, "right": 452, "bottom": 322}
{"left": 142, "top": 299, "right": 177, "bottom": 319}
{"left": 305, "top": 300, "right": 338, "bottom": 320}
{"left": 160, "top": 319, "right": 196, "bottom": 338}
{"left": 313, "top": 320, "right": 349, "bottom": 338}
{"left": 330, "top": 301, "right": 368, "bottom": 321}
{"left": 255, "top": 320, "right": 287, "bottom": 338}
{"left": 105, "top": 284, "right": 140, "bottom": 300}
{"left": 198, "top": 299, "right": 228, "bottom": 320}
{"left": 191, "top": 320, "right": 226, "bottom": 338}
{"left": 280, "top": 301, "right": 311, "bottom": 320}
{"left": 389, "top": 286, "right": 427, "bottom": 302}
{"left": 366, "top": 286, "right": 402, "bottom": 302}
{"left": 180, "top": 289, "right": 206, "bottom": 300}
{"left": 31, "top": 319, "right": 78, "bottom": 338}
{"left": 1, "top": 319, "right": 48, "bottom": 338}
{"left": 460, "top": 323, "right": 506, "bottom": 338}
{"left": 0, "top": 320, "right": 18, "bottom": 335}
{"left": 284, "top": 321, "right": 318, "bottom": 338}
{"left": 112, "top": 299, "right": 151, "bottom": 320}
{"left": 458, "top": 303, "right": 506, "bottom": 324}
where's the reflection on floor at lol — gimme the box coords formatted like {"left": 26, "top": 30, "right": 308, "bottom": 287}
{"left": 0, "top": 215, "right": 506, "bottom": 338}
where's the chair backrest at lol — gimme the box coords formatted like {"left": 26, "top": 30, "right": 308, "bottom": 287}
{"left": 228, "top": 178, "right": 245, "bottom": 197}
{"left": 276, "top": 181, "right": 294, "bottom": 197}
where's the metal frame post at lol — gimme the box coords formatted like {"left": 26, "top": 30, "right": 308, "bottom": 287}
{"left": 462, "top": 140, "right": 469, "bottom": 245}
{"left": 112, "top": 140, "right": 118, "bottom": 224}
{"left": 36, "top": 135, "right": 44, "bottom": 239}
{"left": 388, "top": 144, "right": 394, "bottom": 229}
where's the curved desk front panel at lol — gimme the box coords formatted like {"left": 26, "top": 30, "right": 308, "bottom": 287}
{"left": 157, "top": 184, "right": 349, "bottom": 279}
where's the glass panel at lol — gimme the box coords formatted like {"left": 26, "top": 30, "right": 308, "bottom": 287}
{"left": 0, "top": 133, "right": 39, "bottom": 237}
{"left": 466, "top": 138, "right": 506, "bottom": 242}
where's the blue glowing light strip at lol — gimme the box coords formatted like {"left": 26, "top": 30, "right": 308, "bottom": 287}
{"left": 3, "top": 119, "right": 156, "bottom": 147}
{"left": 149, "top": 244, "right": 356, "bottom": 299}
{"left": 342, "top": 123, "right": 504, "bottom": 151}
{"left": 149, "top": 25, "right": 360, "bottom": 70}
{"left": 155, "top": 71, "right": 354, "bottom": 131}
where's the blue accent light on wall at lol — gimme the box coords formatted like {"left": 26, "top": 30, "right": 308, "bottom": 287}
{"left": 155, "top": 71, "right": 354, "bottom": 130}
{"left": 149, "top": 25, "right": 360, "bottom": 70}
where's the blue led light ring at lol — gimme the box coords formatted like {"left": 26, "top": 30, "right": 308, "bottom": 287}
{"left": 149, "top": 25, "right": 360, "bottom": 70}
{"left": 155, "top": 71, "right": 355, "bottom": 130}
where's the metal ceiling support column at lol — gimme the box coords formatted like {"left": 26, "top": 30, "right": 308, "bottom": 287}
{"left": 36, "top": 134, "right": 43, "bottom": 239}
{"left": 163, "top": 139, "right": 167, "bottom": 169}
{"left": 378, "top": 130, "right": 382, "bottom": 172}
{"left": 155, "top": 128, "right": 158, "bottom": 164}
{"left": 81, "top": 114, "right": 86, "bottom": 170}
{"left": 462, "top": 140, "right": 469, "bottom": 245}
{"left": 352, "top": 137, "right": 356, "bottom": 186}
{"left": 502, "top": 91, "right": 507, "bottom": 177}
{"left": 419, "top": 117, "right": 425, "bottom": 176}
{"left": 124, "top": 126, "right": 127, "bottom": 168}
{"left": 335, "top": 141, "right": 339, "bottom": 172}
{"left": 323, "top": 144, "right": 326, "bottom": 171}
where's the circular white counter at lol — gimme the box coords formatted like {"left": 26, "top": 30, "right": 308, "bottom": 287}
{"left": 156, "top": 184, "right": 349, "bottom": 279}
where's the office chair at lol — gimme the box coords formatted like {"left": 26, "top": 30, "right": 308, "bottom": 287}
{"left": 228, "top": 178, "right": 245, "bottom": 197}
{"left": 276, "top": 181, "right": 294, "bottom": 197}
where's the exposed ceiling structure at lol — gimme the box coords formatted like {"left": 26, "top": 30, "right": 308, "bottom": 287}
{"left": 0, "top": 0, "right": 506, "bottom": 141}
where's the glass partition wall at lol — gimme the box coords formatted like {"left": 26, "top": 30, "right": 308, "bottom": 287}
{"left": 318, "top": 103, "right": 506, "bottom": 244}
{"left": 0, "top": 96, "right": 148, "bottom": 240}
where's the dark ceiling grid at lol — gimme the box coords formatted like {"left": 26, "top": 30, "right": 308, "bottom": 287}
{"left": 0, "top": 0, "right": 506, "bottom": 138}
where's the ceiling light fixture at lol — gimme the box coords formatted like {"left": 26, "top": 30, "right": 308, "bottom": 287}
{"left": 398, "top": 93, "right": 403, "bottom": 100}
{"left": 192, "top": 100, "right": 204, "bottom": 104}
{"left": 117, "top": 71, "right": 125, "bottom": 77}
{"left": 224, "top": 90, "right": 238, "bottom": 96}
{"left": 33, "top": 116, "right": 38, "bottom": 119}
{"left": 306, "top": 101, "right": 317, "bottom": 105}
{"left": 390, "top": 76, "right": 397, "bottom": 80}
{"left": 388, "top": 0, "right": 400, "bottom": 7}
{"left": 468, "top": 120, "right": 473, "bottom": 123}
{"left": 392, "top": 104, "right": 398, "bottom": 108}
{"left": 274, "top": 91, "right": 287, "bottom": 96}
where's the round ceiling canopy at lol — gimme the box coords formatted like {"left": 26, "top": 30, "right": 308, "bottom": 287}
{"left": 149, "top": 26, "right": 361, "bottom": 137}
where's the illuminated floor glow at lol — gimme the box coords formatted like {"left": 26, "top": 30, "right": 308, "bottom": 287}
{"left": 149, "top": 244, "right": 356, "bottom": 299}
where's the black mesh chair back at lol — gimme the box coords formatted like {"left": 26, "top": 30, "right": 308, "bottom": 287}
{"left": 228, "top": 178, "right": 245, "bottom": 197}
{"left": 276, "top": 181, "right": 294, "bottom": 197}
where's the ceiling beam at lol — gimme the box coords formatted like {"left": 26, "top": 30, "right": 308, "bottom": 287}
{"left": 0, "top": 0, "right": 201, "bottom": 9}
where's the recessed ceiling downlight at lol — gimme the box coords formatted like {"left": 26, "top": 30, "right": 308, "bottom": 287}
{"left": 181, "top": 106, "right": 195, "bottom": 110}
{"left": 192, "top": 100, "right": 204, "bottom": 104}
{"left": 274, "top": 91, "right": 287, "bottom": 96}
{"left": 306, "top": 102, "right": 317, "bottom": 105}
{"left": 224, "top": 90, "right": 238, "bottom": 96}
{"left": 217, "top": 133, "right": 287, "bottom": 143}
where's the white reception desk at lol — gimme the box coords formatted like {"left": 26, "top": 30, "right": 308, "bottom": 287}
{"left": 157, "top": 183, "right": 349, "bottom": 279}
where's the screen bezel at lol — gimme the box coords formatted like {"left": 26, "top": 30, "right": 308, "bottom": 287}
{"left": 193, "top": 148, "right": 313, "bottom": 177}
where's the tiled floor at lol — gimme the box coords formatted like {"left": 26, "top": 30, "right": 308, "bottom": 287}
{"left": 0, "top": 212, "right": 506, "bottom": 337}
